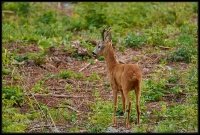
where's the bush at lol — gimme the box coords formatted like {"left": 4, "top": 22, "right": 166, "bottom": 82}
{"left": 2, "top": 86, "right": 24, "bottom": 106}
{"left": 75, "top": 3, "right": 108, "bottom": 29}
{"left": 169, "top": 46, "right": 193, "bottom": 63}
{"left": 37, "top": 11, "right": 56, "bottom": 24}
{"left": 143, "top": 79, "right": 167, "bottom": 102}
{"left": 145, "top": 27, "right": 167, "bottom": 46}
{"left": 125, "top": 33, "right": 146, "bottom": 48}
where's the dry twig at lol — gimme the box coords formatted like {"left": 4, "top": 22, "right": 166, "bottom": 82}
{"left": 25, "top": 93, "right": 89, "bottom": 98}
{"left": 78, "top": 59, "right": 98, "bottom": 72}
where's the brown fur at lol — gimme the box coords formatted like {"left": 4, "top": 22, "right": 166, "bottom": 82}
{"left": 102, "top": 42, "right": 142, "bottom": 128}
{"left": 93, "top": 28, "right": 142, "bottom": 129}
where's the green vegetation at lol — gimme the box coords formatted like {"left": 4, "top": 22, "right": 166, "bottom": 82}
{"left": 125, "top": 33, "right": 146, "bottom": 48}
{"left": 2, "top": 2, "right": 197, "bottom": 133}
{"left": 87, "top": 100, "right": 113, "bottom": 132}
{"left": 59, "top": 69, "right": 84, "bottom": 80}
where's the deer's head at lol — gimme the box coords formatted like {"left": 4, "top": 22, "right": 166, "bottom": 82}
{"left": 92, "top": 27, "right": 112, "bottom": 57}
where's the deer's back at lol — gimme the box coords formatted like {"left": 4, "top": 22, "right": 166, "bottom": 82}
{"left": 112, "top": 63, "right": 142, "bottom": 91}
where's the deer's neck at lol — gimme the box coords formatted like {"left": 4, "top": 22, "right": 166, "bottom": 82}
{"left": 104, "top": 44, "right": 118, "bottom": 73}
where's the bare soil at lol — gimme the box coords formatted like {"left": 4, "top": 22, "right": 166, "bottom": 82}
{"left": 3, "top": 43, "right": 189, "bottom": 132}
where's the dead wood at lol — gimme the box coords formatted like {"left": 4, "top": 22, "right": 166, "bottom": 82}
{"left": 25, "top": 93, "right": 89, "bottom": 98}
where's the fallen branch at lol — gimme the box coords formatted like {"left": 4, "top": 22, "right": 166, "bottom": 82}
{"left": 78, "top": 59, "right": 98, "bottom": 72}
{"left": 49, "top": 88, "right": 65, "bottom": 90}
{"left": 159, "top": 46, "right": 171, "bottom": 50}
{"left": 29, "top": 124, "right": 69, "bottom": 132}
{"left": 79, "top": 63, "right": 91, "bottom": 72}
{"left": 25, "top": 93, "right": 88, "bottom": 98}
{"left": 165, "top": 83, "right": 185, "bottom": 87}
{"left": 2, "top": 10, "right": 15, "bottom": 14}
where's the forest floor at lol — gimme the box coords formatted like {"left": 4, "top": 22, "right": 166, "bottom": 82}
{"left": 3, "top": 42, "right": 189, "bottom": 133}
{"left": 2, "top": 2, "right": 197, "bottom": 133}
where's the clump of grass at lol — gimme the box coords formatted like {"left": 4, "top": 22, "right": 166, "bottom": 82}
{"left": 59, "top": 70, "right": 84, "bottom": 80}
{"left": 125, "top": 33, "right": 146, "bottom": 48}
{"left": 143, "top": 79, "right": 167, "bottom": 102}
{"left": 65, "top": 83, "right": 73, "bottom": 92}
{"left": 2, "top": 85, "right": 30, "bottom": 132}
{"left": 2, "top": 48, "right": 14, "bottom": 66}
{"left": 2, "top": 86, "right": 24, "bottom": 106}
{"left": 2, "top": 68, "right": 12, "bottom": 75}
{"left": 168, "top": 46, "right": 193, "bottom": 63}
{"left": 97, "top": 56, "right": 104, "bottom": 61}
{"left": 59, "top": 70, "right": 74, "bottom": 79}
{"left": 154, "top": 104, "right": 197, "bottom": 132}
{"left": 27, "top": 52, "right": 46, "bottom": 66}
{"left": 87, "top": 100, "right": 113, "bottom": 132}
{"left": 168, "top": 33, "right": 196, "bottom": 63}
{"left": 87, "top": 72, "right": 101, "bottom": 81}
{"left": 145, "top": 27, "right": 167, "bottom": 46}
{"left": 31, "top": 80, "right": 48, "bottom": 93}
{"left": 37, "top": 11, "right": 56, "bottom": 24}
{"left": 14, "top": 55, "right": 28, "bottom": 62}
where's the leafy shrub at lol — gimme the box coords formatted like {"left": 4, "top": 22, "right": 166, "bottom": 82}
{"left": 59, "top": 70, "right": 84, "bottom": 80}
{"left": 167, "top": 71, "right": 180, "bottom": 84}
{"left": 17, "top": 2, "right": 30, "bottom": 16}
{"left": 145, "top": 27, "right": 167, "bottom": 46}
{"left": 2, "top": 86, "right": 24, "bottom": 106}
{"left": 2, "top": 107, "right": 30, "bottom": 132}
{"left": 75, "top": 3, "right": 108, "bottom": 28}
{"left": 169, "top": 46, "right": 193, "bottom": 63}
{"left": 125, "top": 33, "right": 146, "bottom": 48}
{"left": 155, "top": 104, "right": 197, "bottom": 132}
{"left": 68, "top": 17, "right": 87, "bottom": 31}
{"left": 168, "top": 32, "right": 196, "bottom": 63}
{"left": 178, "top": 33, "right": 195, "bottom": 47}
{"left": 37, "top": 11, "right": 56, "bottom": 24}
{"left": 143, "top": 79, "right": 167, "bottom": 102}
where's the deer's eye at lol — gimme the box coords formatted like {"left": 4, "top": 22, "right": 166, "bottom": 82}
{"left": 98, "top": 46, "right": 101, "bottom": 48}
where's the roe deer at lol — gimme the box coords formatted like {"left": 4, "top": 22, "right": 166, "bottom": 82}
{"left": 92, "top": 27, "right": 142, "bottom": 129}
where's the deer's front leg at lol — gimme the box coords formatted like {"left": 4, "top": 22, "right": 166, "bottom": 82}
{"left": 112, "top": 89, "right": 118, "bottom": 127}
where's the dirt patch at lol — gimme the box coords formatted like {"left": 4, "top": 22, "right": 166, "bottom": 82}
{"left": 3, "top": 42, "right": 190, "bottom": 132}
{"left": 163, "top": 92, "right": 187, "bottom": 104}
{"left": 5, "top": 42, "right": 41, "bottom": 54}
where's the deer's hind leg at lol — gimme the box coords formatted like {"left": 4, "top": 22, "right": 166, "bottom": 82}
{"left": 120, "top": 90, "right": 125, "bottom": 114}
{"left": 135, "top": 83, "right": 141, "bottom": 125}
{"left": 123, "top": 89, "right": 131, "bottom": 129}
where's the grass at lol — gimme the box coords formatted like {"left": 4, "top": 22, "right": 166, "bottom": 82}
{"left": 2, "top": 2, "right": 197, "bottom": 133}
{"left": 87, "top": 99, "right": 113, "bottom": 132}
{"left": 59, "top": 69, "right": 84, "bottom": 80}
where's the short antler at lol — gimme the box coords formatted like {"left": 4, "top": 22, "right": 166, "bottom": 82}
{"left": 102, "top": 27, "right": 112, "bottom": 42}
